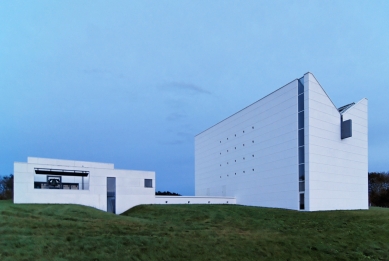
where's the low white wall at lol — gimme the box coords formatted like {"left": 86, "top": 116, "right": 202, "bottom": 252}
{"left": 154, "top": 196, "right": 236, "bottom": 205}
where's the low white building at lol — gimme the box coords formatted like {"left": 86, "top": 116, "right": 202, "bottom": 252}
{"left": 14, "top": 157, "right": 156, "bottom": 214}
{"left": 195, "top": 72, "right": 368, "bottom": 211}
{"left": 14, "top": 157, "right": 235, "bottom": 214}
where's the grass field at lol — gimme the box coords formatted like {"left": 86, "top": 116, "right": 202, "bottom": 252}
{"left": 0, "top": 200, "right": 388, "bottom": 261}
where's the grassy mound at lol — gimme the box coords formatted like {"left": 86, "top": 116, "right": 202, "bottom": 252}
{"left": 0, "top": 200, "right": 388, "bottom": 260}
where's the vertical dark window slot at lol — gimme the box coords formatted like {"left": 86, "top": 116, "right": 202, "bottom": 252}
{"left": 299, "top": 193, "right": 305, "bottom": 210}
{"left": 107, "top": 177, "right": 116, "bottom": 214}
{"left": 299, "top": 146, "right": 305, "bottom": 164}
{"left": 298, "top": 112, "right": 304, "bottom": 129}
{"left": 299, "top": 181, "right": 305, "bottom": 192}
{"left": 299, "top": 164, "right": 305, "bottom": 181}
{"left": 298, "top": 94, "right": 304, "bottom": 112}
{"left": 298, "top": 77, "right": 305, "bottom": 210}
{"left": 298, "top": 129, "right": 304, "bottom": 146}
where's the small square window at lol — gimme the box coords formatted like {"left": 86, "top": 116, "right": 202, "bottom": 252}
{"left": 243, "top": 144, "right": 245, "bottom": 146}
{"left": 252, "top": 155, "right": 254, "bottom": 157}
{"left": 144, "top": 179, "right": 153, "bottom": 188}
{"left": 243, "top": 171, "right": 245, "bottom": 173}
{"left": 243, "top": 131, "right": 245, "bottom": 133}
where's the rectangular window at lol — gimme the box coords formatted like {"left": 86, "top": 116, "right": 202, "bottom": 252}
{"left": 299, "top": 193, "right": 305, "bottom": 210}
{"left": 298, "top": 94, "right": 304, "bottom": 112}
{"left": 299, "top": 146, "right": 304, "bottom": 164}
{"left": 298, "top": 112, "right": 304, "bottom": 129}
{"left": 298, "top": 129, "right": 304, "bottom": 146}
{"left": 145, "top": 179, "right": 153, "bottom": 188}
{"left": 107, "top": 177, "right": 116, "bottom": 214}
{"left": 299, "top": 181, "right": 305, "bottom": 192}
{"left": 299, "top": 164, "right": 305, "bottom": 181}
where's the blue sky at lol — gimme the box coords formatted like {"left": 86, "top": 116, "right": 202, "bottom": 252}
{"left": 1, "top": 1, "right": 388, "bottom": 195}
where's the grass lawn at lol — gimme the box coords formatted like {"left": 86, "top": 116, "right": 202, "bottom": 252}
{"left": 0, "top": 200, "right": 388, "bottom": 261}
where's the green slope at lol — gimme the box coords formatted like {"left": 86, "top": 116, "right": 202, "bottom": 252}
{"left": 0, "top": 200, "right": 388, "bottom": 261}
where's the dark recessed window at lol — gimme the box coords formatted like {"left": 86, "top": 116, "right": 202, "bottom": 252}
{"left": 243, "top": 131, "right": 245, "bottom": 133}
{"left": 252, "top": 169, "right": 254, "bottom": 171}
{"left": 220, "top": 176, "right": 221, "bottom": 178}
{"left": 220, "top": 141, "right": 221, "bottom": 143}
{"left": 252, "top": 140, "right": 254, "bottom": 143}
{"left": 300, "top": 193, "right": 305, "bottom": 210}
{"left": 299, "top": 129, "right": 304, "bottom": 146}
{"left": 220, "top": 164, "right": 221, "bottom": 166}
{"left": 165, "top": 201, "right": 168, "bottom": 203}
{"left": 227, "top": 162, "right": 229, "bottom": 164}
{"left": 243, "top": 144, "right": 245, "bottom": 146}
{"left": 298, "top": 94, "right": 304, "bottom": 112}
{"left": 252, "top": 126, "right": 254, "bottom": 129}
{"left": 144, "top": 179, "right": 153, "bottom": 188}
{"left": 252, "top": 155, "right": 254, "bottom": 157}
{"left": 220, "top": 152, "right": 221, "bottom": 155}
{"left": 227, "top": 150, "right": 228, "bottom": 152}
{"left": 243, "top": 171, "right": 245, "bottom": 173}
{"left": 299, "top": 146, "right": 305, "bottom": 164}
{"left": 235, "top": 160, "right": 236, "bottom": 162}
{"left": 235, "top": 147, "right": 236, "bottom": 149}
{"left": 235, "top": 173, "right": 236, "bottom": 175}
{"left": 235, "top": 134, "right": 236, "bottom": 137}
{"left": 188, "top": 201, "right": 190, "bottom": 204}
{"left": 298, "top": 112, "right": 304, "bottom": 129}
{"left": 227, "top": 138, "right": 228, "bottom": 140}
{"left": 243, "top": 157, "right": 245, "bottom": 160}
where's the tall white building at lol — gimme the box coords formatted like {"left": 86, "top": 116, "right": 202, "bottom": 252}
{"left": 195, "top": 72, "right": 368, "bottom": 211}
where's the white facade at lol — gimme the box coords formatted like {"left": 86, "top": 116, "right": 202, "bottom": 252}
{"left": 195, "top": 72, "right": 368, "bottom": 211}
{"left": 14, "top": 157, "right": 236, "bottom": 214}
{"left": 14, "top": 157, "right": 156, "bottom": 214}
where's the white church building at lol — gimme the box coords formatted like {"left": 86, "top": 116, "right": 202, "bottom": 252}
{"left": 195, "top": 72, "right": 368, "bottom": 211}
{"left": 14, "top": 72, "right": 368, "bottom": 213}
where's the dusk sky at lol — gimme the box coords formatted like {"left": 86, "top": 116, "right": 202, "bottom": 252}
{"left": 1, "top": 1, "right": 388, "bottom": 195}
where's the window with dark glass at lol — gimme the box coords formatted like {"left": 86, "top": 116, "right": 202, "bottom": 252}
{"left": 145, "top": 179, "right": 153, "bottom": 188}
{"left": 107, "top": 177, "right": 116, "bottom": 214}
{"left": 299, "top": 193, "right": 305, "bottom": 210}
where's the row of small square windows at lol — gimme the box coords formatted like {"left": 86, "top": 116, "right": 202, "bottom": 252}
{"left": 220, "top": 155, "right": 255, "bottom": 166}
{"left": 220, "top": 141, "right": 255, "bottom": 154}
{"left": 219, "top": 127, "right": 255, "bottom": 143}
{"left": 219, "top": 169, "right": 255, "bottom": 178}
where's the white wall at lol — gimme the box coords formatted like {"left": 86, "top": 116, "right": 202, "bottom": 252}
{"left": 195, "top": 80, "right": 300, "bottom": 210}
{"left": 155, "top": 196, "right": 236, "bottom": 205}
{"left": 14, "top": 158, "right": 155, "bottom": 214}
{"left": 305, "top": 73, "right": 368, "bottom": 211}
